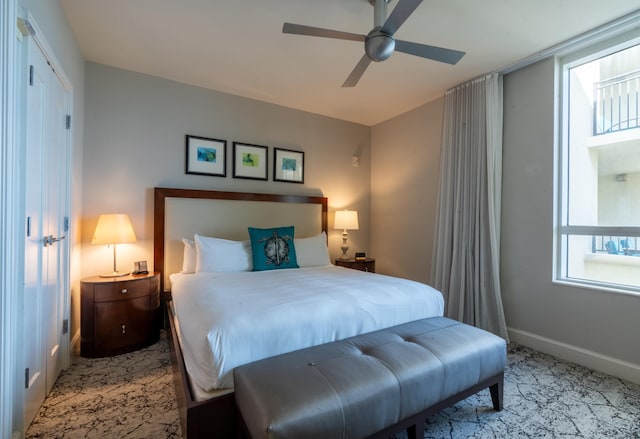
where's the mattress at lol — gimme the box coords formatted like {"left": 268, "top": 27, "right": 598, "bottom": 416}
{"left": 170, "top": 265, "right": 444, "bottom": 391}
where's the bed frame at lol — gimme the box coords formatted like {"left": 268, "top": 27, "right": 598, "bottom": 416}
{"left": 153, "top": 187, "right": 328, "bottom": 438}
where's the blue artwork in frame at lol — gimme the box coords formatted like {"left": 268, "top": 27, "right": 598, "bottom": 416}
{"left": 197, "top": 147, "right": 217, "bottom": 163}
{"left": 274, "top": 147, "right": 304, "bottom": 183}
{"left": 185, "top": 135, "right": 227, "bottom": 177}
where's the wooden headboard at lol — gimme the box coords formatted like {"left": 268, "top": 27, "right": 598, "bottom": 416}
{"left": 154, "top": 187, "right": 328, "bottom": 291}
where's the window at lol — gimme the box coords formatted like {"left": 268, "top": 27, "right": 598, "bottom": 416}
{"left": 557, "top": 38, "right": 640, "bottom": 294}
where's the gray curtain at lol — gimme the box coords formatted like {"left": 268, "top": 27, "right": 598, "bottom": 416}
{"left": 431, "top": 73, "right": 509, "bottom": 340}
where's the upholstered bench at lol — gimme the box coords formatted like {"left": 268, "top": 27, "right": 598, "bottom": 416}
{"left": 234, "top": 317, "right": 506, "bottom": 439}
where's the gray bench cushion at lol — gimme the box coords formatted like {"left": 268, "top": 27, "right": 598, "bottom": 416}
{"left": 234, "top": 317, "right": 506, "bottom": 439}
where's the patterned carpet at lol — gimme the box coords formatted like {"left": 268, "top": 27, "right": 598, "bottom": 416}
{"left": 26, "top": 332, "right": 640, "bottom": 439}
{"left": 26, "top": 332, "right": 180, "bottom": 439}
{"left": 400, "top": 345, "right": 640, "bottom": 439}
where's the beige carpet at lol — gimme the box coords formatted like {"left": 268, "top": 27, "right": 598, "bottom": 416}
{"left": 26, "top": 332, "right": 640, "bottom": 438}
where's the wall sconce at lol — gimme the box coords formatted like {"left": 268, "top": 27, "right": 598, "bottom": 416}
{"left": 91, "top": 214, "right": 137, "bottom": 277}
{"left": 334, "top": 210, "right": 359, "bottom": 260}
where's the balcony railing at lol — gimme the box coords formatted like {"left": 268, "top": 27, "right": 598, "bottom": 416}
{"left": 593, "top": 71, "right": 640, "bottom": 135}
{"left": 592, "top": 235, "right": 640, "bottom": 256}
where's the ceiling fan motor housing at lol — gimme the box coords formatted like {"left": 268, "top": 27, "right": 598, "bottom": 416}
{"left": 365, "top": 29, "right": 395, "bottom": 61}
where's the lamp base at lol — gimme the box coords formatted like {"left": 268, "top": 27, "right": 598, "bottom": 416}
{"left": 99, "top": 271, "right": 130, "bottom": 278}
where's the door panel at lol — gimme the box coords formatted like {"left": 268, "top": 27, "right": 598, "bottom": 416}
{"left": 95, "top": 297, "right": 152, "bottom": 351}
{"left": 44, "top": 56, "right": 68, "bottom": 393}
{"left": 23, "top": 40, "right": 48, "bottom": 428}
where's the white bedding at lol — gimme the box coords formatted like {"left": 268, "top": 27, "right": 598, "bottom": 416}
{"left": 171, "top": 265, "right": 444, "bottom": 391}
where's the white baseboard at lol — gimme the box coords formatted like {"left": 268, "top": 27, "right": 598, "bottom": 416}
{"left": 508, "top": 327, "right": 640, "bottom": 385}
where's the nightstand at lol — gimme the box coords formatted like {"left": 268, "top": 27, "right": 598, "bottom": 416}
{"left": 81, "top": 272, "right": 160, "bottom": 358}
{"left": 335, "top": 257, "right": 376, "bottom": 273}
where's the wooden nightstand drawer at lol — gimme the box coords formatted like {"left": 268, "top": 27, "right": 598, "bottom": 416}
{"left": 335, "top": 258, "right": 376, "bottom": 273}
{"left": 94, "top": 279, "right": 152, "bottom": 302}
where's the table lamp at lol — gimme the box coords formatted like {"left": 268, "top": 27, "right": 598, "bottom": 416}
{"left": 334, "top": 209, "right": 359, "bottom": 260}
{"left": 91, "top": 213, "right": 137, "bottom": 277}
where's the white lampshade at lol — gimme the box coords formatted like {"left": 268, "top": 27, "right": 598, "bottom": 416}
{"left": 91, "top": 214, "right": 137, "bottom": 245}
{"left": 334, "top": 210, "right": 359, "bottom": 231}
{"left": 92, "top": 214, "right": 136, "bottom": 277}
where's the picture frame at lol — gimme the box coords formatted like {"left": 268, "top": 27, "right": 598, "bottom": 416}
{"left": 273, "top": 148, "right": 304, "bottom": 184}
{"left": 133, "top": 260, "right": 148, "bottom": 275}
{"left": 233, "top": 142, "right": 268, "bottom": 180}
{"left": 185, "top": 135, "right": 227, "bottom": 177}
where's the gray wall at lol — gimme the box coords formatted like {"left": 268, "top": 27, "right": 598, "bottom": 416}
{"left": 501, "top": 57, "right": 640, "bottom": 375}
{"left": 81, "top": 63, "right": 371, "bottom": 277}
{"left": 370, "top": 98, "right": 443, "bottom": 284}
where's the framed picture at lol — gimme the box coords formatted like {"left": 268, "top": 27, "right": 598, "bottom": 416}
{"left": 233, "top": 142, "right": 268, "bottom": 180}
{"left": 132, "top": 260, "right": 148, "bottom": 275}
{"left": 273, "top": 148, "right": 304, "bottom": 183}
{"left": 185, "top": 135, "right": 227, "bottom": 177}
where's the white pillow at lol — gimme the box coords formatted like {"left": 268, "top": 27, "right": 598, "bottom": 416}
{"left": 181, "top": 238, "right": 197, "bottom": 273}
{"left": 294, "top": 232, "right": 331, "bottom": 267}
{"left": 195, "top": 234, "right": 253, "bottom": 272}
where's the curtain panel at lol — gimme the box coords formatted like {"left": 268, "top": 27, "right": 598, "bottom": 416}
{"left": 431, "top": 73, "right": 508, "bottom": 340}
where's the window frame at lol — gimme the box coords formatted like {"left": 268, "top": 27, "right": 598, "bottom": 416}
{"left": 554, "top": 32, "right": 640, "bottom": 296}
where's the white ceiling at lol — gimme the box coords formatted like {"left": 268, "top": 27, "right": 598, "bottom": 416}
{"left": 59, "top": 0, "right": 640, "bottom": 126}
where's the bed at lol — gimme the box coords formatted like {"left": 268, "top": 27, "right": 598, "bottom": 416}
{"left": 153, "top": 187, "right": 445, "bottom": 438}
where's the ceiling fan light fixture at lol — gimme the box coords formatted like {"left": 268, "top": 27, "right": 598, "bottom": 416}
{"left": 365, "top": 30, "right": 395, "bottom": 62}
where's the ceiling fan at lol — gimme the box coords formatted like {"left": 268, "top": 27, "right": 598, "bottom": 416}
{"left": 282, "top": 0, "right": 465, "bottom": 87}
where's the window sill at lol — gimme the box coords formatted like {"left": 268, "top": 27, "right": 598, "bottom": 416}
{"left": 553, "top": 278, "right": 640, "bottom": 298}
{"left": 583, "top": 252, "right": 640, "bottom": 266}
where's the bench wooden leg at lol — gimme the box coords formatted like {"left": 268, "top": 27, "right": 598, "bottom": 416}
{"left": 407, "top": 423, "right": 421, "bottom": 439}
{"left": 489, "top": 373, "right": 504, "bottom": 411}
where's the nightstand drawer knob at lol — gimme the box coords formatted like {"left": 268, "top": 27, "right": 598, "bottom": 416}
{"left": 122, "top": 324, "right": 126, "bottom": 334}
{"left": 121, "top": 288, "right": 128, "bottom": 294}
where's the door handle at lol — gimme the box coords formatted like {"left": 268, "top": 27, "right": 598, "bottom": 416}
{"left": 43, "top": 235, "right": 66, "bottom": 247}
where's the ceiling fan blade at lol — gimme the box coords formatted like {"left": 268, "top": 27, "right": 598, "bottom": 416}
{"left": 342, "top": 55, "right": 372, "bottom": 87}
{"left": 395, "top": 40, "right": 465, "bottom": 65}
{"left": 381, "top": 0, "right": 423, "bottom": 36}
{"left": 282, "top": 23, "right": 365, "bottom": 42}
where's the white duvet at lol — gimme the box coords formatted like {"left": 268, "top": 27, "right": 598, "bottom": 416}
{"left": 171, "top": 265, "right": 444, "bottom": 391}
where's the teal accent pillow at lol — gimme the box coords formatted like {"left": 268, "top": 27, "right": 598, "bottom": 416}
{"left": 248, "top": 226, "right": 299, "bottom": 271}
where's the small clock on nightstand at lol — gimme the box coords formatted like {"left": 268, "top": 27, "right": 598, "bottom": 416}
{"left": 335, "top": 257, "right": 376, "bottom": 273}
{"left": 80, "top": 272, "right": 160, "bottom": 358}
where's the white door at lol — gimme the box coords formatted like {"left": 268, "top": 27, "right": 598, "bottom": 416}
{"left": 23, "top": 37, "right": 70, "bottom": 428}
